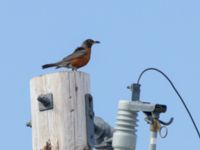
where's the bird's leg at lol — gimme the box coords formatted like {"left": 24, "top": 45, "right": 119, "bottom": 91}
{"left": 72, "top": 68, "right": 77, "bottom": 71}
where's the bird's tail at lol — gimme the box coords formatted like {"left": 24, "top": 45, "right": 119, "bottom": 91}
{"left": 42, "top": 63, "right": 57, "bottom": 69}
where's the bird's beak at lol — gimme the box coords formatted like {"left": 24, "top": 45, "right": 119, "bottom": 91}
{"left": 94, "top": 41, "right": 100, "bottom": 44}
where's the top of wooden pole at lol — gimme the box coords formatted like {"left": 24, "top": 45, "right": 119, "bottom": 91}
{"left": 30, "top": 71, "right": 91, "bottom": 150}
{"left": 31, "top": 71, "right": 89, "bottom": 80}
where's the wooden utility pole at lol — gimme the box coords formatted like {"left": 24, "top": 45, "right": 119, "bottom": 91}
{"left": 30, "top": 71, "right": 91, "bottom": 150}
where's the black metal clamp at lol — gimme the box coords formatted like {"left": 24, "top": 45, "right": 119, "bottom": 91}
{"left": 85, "top": 93, "right": 95, "bottom": 148}
{"left": 85, "top": 93, "right": 114, "bottom": 150}
{"left": 37, "top": 93, "right": 54, "bottom": 111}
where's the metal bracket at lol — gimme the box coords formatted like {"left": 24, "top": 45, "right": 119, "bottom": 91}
{"left": 127, "top": 83, "right": 141, "bottom": 101}
{"left": 85, "top": 93, "right": 95, "bottom": 148}
{"left": 37, "top": 93, "right": 54, "bottom": 111}
{"left": 26, "top": 120, "right": 32, "bottom": 128}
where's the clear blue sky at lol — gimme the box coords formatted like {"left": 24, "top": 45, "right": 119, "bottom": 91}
{"left": 0, "top": 0, "right": 199, "bottom": 149}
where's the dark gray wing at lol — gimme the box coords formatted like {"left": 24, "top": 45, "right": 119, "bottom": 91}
{"left": 62, "top": 47, "right": 86, "bottom": 61}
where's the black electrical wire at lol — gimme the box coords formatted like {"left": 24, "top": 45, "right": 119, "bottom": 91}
{"left": 137, "top": 67, "right": 200, "bottom": 139}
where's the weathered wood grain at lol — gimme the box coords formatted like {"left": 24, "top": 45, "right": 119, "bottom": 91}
{"left": 30, "top": 71, "right": 90, "bottom": 150}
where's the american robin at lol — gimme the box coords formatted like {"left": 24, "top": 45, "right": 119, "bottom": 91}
{"left": 42, "top": 39, "right": 100, "bottom": 71}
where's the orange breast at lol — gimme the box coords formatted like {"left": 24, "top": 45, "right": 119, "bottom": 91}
{"left": 70, "top": 52, "right": 91, "bottom": 68}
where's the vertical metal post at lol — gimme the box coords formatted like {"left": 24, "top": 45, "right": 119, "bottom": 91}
{"left": 148, "top": 114, "right": 160, "bottom": 150}
{"left": 149, "top": 131, "right": 157, "bottom": 150}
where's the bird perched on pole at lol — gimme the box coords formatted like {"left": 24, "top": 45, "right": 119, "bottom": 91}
{"left": 42, "top": 39, "right": 100, "bottom": 71}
